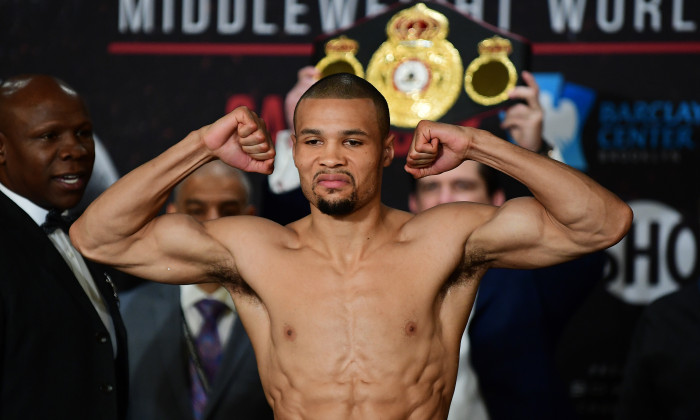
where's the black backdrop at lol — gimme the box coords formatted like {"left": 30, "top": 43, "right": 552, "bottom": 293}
{"left": 2, "top": 1, "right": 699, "bottom": 417}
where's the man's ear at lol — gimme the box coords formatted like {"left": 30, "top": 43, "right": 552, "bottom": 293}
{"left": 291, "top": 134, "right": 297, "bottom": 161}
{"left": 382, "top": 133, "right": 395, "bottom": 167}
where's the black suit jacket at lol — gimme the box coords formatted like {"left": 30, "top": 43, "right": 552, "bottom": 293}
{"left": 0, "top": 192, "right": 128, "bottom": 420}
{"left": 617, "top": 279, "right": 700, "bottom": 420}
{"left": 121, "top": 282, "right": 273, "bottom": 420}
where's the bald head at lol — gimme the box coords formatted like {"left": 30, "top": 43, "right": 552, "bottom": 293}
{"left": 0, "top": 74, "right": 78, "bottom": 98}
{"left": 0, "top": 75, "right": 83, "bottom": 128}
{"left": 0, "top": 74, "right": 94, "bottom": 210}
{"left": 169, "top": 161, "right": 254, "bottom": 222}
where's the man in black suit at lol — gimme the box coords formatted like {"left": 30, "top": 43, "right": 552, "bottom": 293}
{"left": 0, "top": 75, "right": 128, "bottom": 419}
{"left": 120, "top": 160, "right": 273, "bottom": 420}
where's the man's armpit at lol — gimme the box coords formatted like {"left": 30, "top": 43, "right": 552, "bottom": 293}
{"left": 441, "top": 248, "right": 489, "bottom": 295}
{"left": 207, "top": 262, "right": 261, "bottom": 302}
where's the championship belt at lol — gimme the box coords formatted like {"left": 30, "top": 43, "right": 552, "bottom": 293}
{"left": 365, "top": 3, "right": 462, "bottom": 128}
{"left": 311, "top": 1, "right": 531, "bottom": 130}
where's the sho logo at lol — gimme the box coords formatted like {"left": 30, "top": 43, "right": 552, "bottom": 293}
{"left": 606, "top": 200, "right": 699, "bottom": 305}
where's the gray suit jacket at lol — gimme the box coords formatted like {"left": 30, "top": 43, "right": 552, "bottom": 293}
{"left": 120, "top": 282, "right": 272, "bottom": 420}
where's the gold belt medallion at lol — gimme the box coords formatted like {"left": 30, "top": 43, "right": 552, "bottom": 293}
{"left": 464, "top": 36, "right": 517, "bottom": 106}
{"left": 366, "top": 3, "right": 463, "bottom": 128}
{"left": 315, "top": 36, "right": 365, "bottom": 79}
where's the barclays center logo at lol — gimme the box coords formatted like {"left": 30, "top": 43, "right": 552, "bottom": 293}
{"left": 525, "top": 74, "right": 698, "bottom": 167}
{"left": 596, "top": 99, "right": 698, "bottom": 164}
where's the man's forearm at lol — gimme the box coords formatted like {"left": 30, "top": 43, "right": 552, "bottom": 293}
{"left": 467, "top": 128, "right": 632, "bottom": 248}
{"left": 70, "top": 130, "right": 213, "bottom": 256}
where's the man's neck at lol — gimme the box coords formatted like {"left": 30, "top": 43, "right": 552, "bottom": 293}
{"left": 304, "top": 200, "right": 394, "bottom": 264}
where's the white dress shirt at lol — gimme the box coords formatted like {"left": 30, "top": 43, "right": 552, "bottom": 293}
{"left": 0, "top": 183, "right": 118, "bottom": 356}
{"left": 268, "top": 129, "right": 301, "bottom": 194}
{"left": 180, "top": 284, "right": 237, "bottom": 346}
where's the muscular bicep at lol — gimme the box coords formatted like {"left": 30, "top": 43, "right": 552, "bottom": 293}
{"left": 94, "top": 213, "right": 235, "bottom": 285}
{"left": 467, "top": 197, "right": 583, "bottom": 269}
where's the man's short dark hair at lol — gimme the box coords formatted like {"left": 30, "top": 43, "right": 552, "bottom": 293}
{"left": 294, "top": 73, "right": 391, "bottom": 140}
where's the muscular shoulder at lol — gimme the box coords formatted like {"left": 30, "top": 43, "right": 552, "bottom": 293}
{"left": 202, "top": 215, "right": 299, "bottom": 296}
{"left": 205, "top": 215, "right": 299, "bottom": 249}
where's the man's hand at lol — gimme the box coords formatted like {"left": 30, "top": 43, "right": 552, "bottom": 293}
{"left": 285, "top": 66, "right": 320, "bottom": 130}
{"left": 501, "top": 71, "right": 544, "bottom": 152}
{"left": 201, "top": 106, "right": 276, "bottom": 174}
{"left": 405, "top": 121, "right": 475, "bottom": 178}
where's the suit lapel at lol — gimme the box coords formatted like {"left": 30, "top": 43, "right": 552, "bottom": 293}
{"left": 0, "top": 193, "right": 105, "bottom": 325}
{"left": 90, "top": 265, "right": 125, "bottom": 336}
{"left": 89, "top": 263, "right": 129, "bottom": 401}
{"left": 151, "top": 287, "right": 197, "bottom": 416}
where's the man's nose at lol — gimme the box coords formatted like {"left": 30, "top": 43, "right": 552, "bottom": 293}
{"left": 205, "top": 208, "right": 221, "bottom": 221}
{"left": 319, "top": 143, "right": 345, "bottom": 167}
{"left": 438, "top": 186, "right": 456, "bottom": 205}
{"left": 58, "top": 132, "right": 91, "bottom": 160}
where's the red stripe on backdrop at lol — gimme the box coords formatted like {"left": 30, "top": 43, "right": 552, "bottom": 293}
{"left": 107, "top": 42, "right": 313, "bottom": 56}
{"left": 533, "top": 41, "right": 700, "bottom": 55}
{"left": 107, "top": 41, "right": 700, "bottom": 56}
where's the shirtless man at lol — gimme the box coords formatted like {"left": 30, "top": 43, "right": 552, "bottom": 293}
{"left": 71, "top": 73, "right": 632, "bottom": 419}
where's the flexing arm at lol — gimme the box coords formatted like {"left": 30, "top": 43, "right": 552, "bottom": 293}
{"left": 405, "top": 121, "right": 632, "bottom": 269}
{"left": 70, "top": 107, "right": 275, "bottom": 283}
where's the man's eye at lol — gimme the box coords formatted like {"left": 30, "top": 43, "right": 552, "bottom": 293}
{"left": 220, "top": 207, "right": 241, "bottom": 217}
{"left": 454, "top": 182, "right": 475, "bottom": 191}
{"left": 77, "top": 129, "right": 93, "bottom": 138}
{"left": 39, "top": 132, "right": 58, "bottom": 140}
{"left": 419, "top": 183, "right": 438, "bottom": 192}
{"left": 345, "top": 139, "right": 362, "bottom": 146}
{"left": 305, "top": 139, "right": 321, "bottom": 145}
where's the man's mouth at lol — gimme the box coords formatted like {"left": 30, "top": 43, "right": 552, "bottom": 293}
{"left": 315, "top": 173, "right": 352, "bottom": 190}
{"left": 53, "top": 173, "right": 87, "bottom": 189}
{"left": 318, "top": 180, "right": 347, "bottom": 189}
{"left": 59, "top": 174, "right": 80, "bottom": 185}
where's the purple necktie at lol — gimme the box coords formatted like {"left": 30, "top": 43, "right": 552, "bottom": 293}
{"left": 190, "top": 299, "right": 227, "bottom": 420}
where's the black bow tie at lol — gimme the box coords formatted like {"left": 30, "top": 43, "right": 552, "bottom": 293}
{"left": 41, "top": 209, "right": 74, "bottom": 234}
